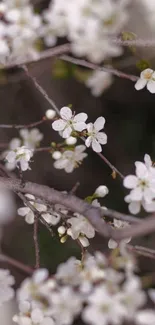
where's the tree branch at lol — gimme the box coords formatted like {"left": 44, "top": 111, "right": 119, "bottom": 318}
{"left": 0, "top": 253, "right": 33, "bottom": 274}
{"left": 1, "top": 176, "right": 155, "bottom": 241}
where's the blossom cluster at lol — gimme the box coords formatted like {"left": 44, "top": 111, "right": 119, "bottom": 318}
{"left": 13, "top": 251, "right": 151, "bottom": 325}
{"left": 124, "top": 154, "right": 155, "bottom": 214}
{"left": 3, "top": 128, "right": 43, "bottom": 171}
{"left": 52, "top": 106, "right": 107, "bottom": 154}
{"left": 0, "top": 269, "right": 15, "bottom": 306}
{"left": 44, "top": 0, "right": 130, "bottom": 63}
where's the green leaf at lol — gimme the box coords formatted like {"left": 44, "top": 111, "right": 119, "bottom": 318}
{"left": 136, "top": 59, "right": 151, "bottom": 71}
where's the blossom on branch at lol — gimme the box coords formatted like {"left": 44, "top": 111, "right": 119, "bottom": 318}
{"left": 135, "top": 69, "right": 155, "bottom": 94}
{"left": 53, "top": 145, "right": 87, "bottom": 173}
{"left": 0, "top": 269, "right": 15, "bottom": 306}
{"left": 67, "top": 213, "right": 95, "bottom": 247}
{"left": 85, "top": 117, "right": 107, "bottom": 152}
{"left": 108, "top": 219, "right": 131, "bottom": 249}
{"left": 6, "top": 146, "right": 33, "bottom": 171}
{"left": 86, "top": 70, "right": 113, "bottom": 97}
{"left": 52, "top": 106, "right": 88, "bottom": 139}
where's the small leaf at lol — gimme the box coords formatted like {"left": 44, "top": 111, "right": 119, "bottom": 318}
{"left": 136, "top": 59, "right": 151, "bottom": 71}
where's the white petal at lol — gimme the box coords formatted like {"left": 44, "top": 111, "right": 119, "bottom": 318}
{"left": 60, "top": 106, "right": 72, "bottom": 120}
{"left": 20, "top": 160, "right": 29, "bottom": 171}
{"left": 33, "top": 268, "right": 48, "bottom": 283}
{"left": 73, "top": 113, "right": 88, "bottom": 123}
{"left": 6, "top": 151, "right": 16, "bottom": 163}
{"left": 54, "top": 158, "right": 68, "bottom": 170}
{"left": 108, "top": 239, "right": 118, "bottom": 249}
{"left": 135, "top": 310, "right": 155, "bottom": 325}
{"left": 134, "top": 78, "right": 147, "bottom": 90}
{"left": 18, "top": 207, "right": 30, "bottom": 216}
{"left": 52, "top": 119, "right": 66, "bottom": 131}
{"left": 92, "top": 139, "right": 102, "bottom": 152}
{"left": 94, "top": 116, "right": 105, "bottom": 131}
{"left": 123, "top": 175, "right": 138, "bottom": 189}
{"left": 62, "top": 126, "right": 72, "bottom": 138}
{"left": 74, "top": 122, "right": 87, "bottom": 132}
{"left": 144, "top": 154, "right": 152, "bottom": 168}
{"left": 86, "top": 123, "right": 93, "bottom": 133}
{"left": 128, "top": 201, "right": 141, "bottom": 214}
{"left": 65, "top": 162, "right": 74, "bottom": 173}
{"left": 96, "top": 132, "right": 107, "bottom": 145}
{"left": 85, "top": 136, "right": 92, "bottom": 148}
{"left": 79, "top": 236, "right": 89, "bottom": 247}
{"left": 147, "top": 80, "right": 155, "bottom": 93}
{"left": 130, "top": 187, "right": 143, "bottom": 201}
{"left": 25, "top": 211, "right": 34, "bottom": 224}
{"left": 135, "top": 162, "right": 148, "bottom": 178}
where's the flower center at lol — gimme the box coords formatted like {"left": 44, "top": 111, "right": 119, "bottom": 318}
{"left": 144, "top": 71, "right": 153, "bottom": 80}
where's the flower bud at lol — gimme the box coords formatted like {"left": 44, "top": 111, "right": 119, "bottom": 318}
{"left": 60, "top": 235, "right": 68, "bottom": 243}
{"left": 58, "top": 226, "right": 66, "bottom": 235}
{"left": 79, "top": 235, "right": 89, "bottom": 247}
{"left": 45, "top": 109, "right": 56, "bottom": 119}
{"left": 66, "top": 136, "right": 77, "bottom": 145}
{"left": 95, "top": 185, "right": 109, "bottom": 198}
{"left": 52, "top": 151, "right": 62, "bottom": 160}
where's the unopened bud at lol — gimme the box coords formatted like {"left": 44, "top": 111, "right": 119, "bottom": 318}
{"left": 58, "top": 226, "right": 66, "bottom": 235}
{"left": 95, "top": 185, "right": 109, "bottom": 198}
{"left": 66, "top": 136, "right": 77, "bottom": 145}
{"left": 52, "top": 151, "right": 62, "bottom": 160}
{"left": 45, "top": 109, "right": 56, "bottom": 119}
{"left": 60, "top": 235, "right": 68, "bottom": 243}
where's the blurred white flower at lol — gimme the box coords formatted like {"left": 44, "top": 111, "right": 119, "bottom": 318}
{"left": 52, "top": 106, "right": 88, "bottom": 139}
{"left": 85, "top": 117, "right": 107, "bottom": 152}
{"left": 135, "top": 69, "right": 155, "bottom": 93}
{"left": 0, "top": 269, "right": 15, "bottom": 306}
{"left": 6, "top": 146, "right": 33, "bottom": 171}
{"left": 53, "top": 145, "right": 87, "bottom": 173}
{"left": 45, "top": 109, "right": 56, "bottom": 120}
{"left": 86, "top": 71, "right": 113, "bottom": 97}
{"left": 135, "top": 310, "right": 155, "bottom": 325}
{"left": 19, "top": 128, "right": 43, "bottom": 149}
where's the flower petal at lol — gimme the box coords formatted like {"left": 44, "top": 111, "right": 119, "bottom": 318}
{"left": 86, "top": 123, "right": 93, "bottom": 133}
{"left": 92, "top": 139, "right": 102, "bottom": 152}
{"left": 134, "top": 78, "right": 147, "bottom": 91}
{"left": 25, "top": 211, "right": 34, "bottom": 224}
{"left": 60, "top": 106, "right": 72, "bottom": 120}
{"left": 96, "top": 132, "right": 107, "bottom": 145}
{"left": 108, "top": 239, "right": 118, "bottom": 249}
{"left": 128, "top": 201, "right": 141, "bottom": 214}
{"left": 85, "top": 136, "right": 92, "bottom": 148}
{"left": 54, "top": 158, "right": 68, "bottom": 170}
{"left": 130, "top": 187, "right": 143, "bottom": 201}
{"left": 94, "top": 116, "right": 105, "bottom": 131}
{"left": 62, "top": 126, "right": 72, "bottom": 138}
{"left": 123, "top": 175, "right": 138, "bottom": 189}
{"left": 147, "top": 80, "right": 155, "bottom": 93}
{"left": 74, "top": 122, "right": 87, "bottom": 132}
{"left": 52, "top": 119, "right": 66, "bottom": 131}
{"left": 73, "top": 113, "right": 88, "bottom": 123}
{"left": 18, "top": 207, "right": 30, "bottom": 216}
{"left": 135, "top": 162, "right": 148, "bottom": 178}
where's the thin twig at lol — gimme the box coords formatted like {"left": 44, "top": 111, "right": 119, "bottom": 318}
{"left": 70, "top": 182, "right": 80, "bottom": 194}
{"left": 60, "top": 55, "right": 138, "bottom": 82}
{"left": 0, "top": 117, "right": 46, "bottom": 129}
{"left": 128, "top": 245, "right": 155, "bottom": 260}
{"left": 0, "top": 253, "right": 33, "bottom": 274}
{"left": 0, "top": 44, "right": 70, "bottom": 70}
{"left": 23, "top": 67, "right": 124, "bottom": 178}
{"left": 33, "top": 215, "right": 40, "bottom": 269}
{"left": 22, "top": 65, "right": 60, "bottom": 115}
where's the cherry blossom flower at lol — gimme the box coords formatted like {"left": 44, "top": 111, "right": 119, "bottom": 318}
{"left": 123, "top": 155, "right": 155, "bottom": 214}
{"left": 52, "top": 106, "right": 88, "bottom": 138}
{"left": 3, "top": 137, "right": 21, "bottom": 170}
{"left": 18, "top": 194, "right": 60, "bottom": 225}
{"left": 6, "top": 146, "right": 33, "bottom": 171}
{"left": 67, "top": 213, "right": 95, "bottom": 247}
{"left": 135, "top": 310, "right": 155, "bottom": 325}
{"left": 85, "top": 117, "right": 107, "bottom": 152}
{"left": 50, "top": 287, "right": 82, "bottom": 325}
{"left": 86, "top": 70, "right": 113, "bottom": 97}
{"left": 108, "top": 219, "right": 131, "bottom": 249}
{"left": 135, "top": 69, "right": 155, "bottom": 93}
{"left": 19, "top": 128, "right": 43, "bottom": 149}
{"left": 0, "top": 269, "right": 15, "bottom": 305}
{"left": 53, "top": 145, "right": 87, "bottom": 173}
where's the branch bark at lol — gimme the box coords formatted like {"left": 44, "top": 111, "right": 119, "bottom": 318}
{"left": 1, "top": 176, "right": 155, "bottom": 241}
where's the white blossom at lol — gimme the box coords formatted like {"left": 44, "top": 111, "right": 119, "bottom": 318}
{"left": 53, "top": 145, "right": 87, "bottom": 173}
{"left": 52, "top": 106, "right": 88, "bottom": 138}
{"left": 52, "top": 151, "right": 62, "bottom": 160}
{"left": 135, "top": 310, "right": 155, "bottom": 325}
{"left": 67, "top": 213, "right": 95, "bottom": 247}
{"left": 86, "top": 70, "right": 113, "bottom": 97}
{"left": 18, "top": 194, "right": 60, "bottom": 225}
{"left": 135, "top": 69, "right": 155, "bottom": 94}
{"left": 6, "top": 146, "right": 33, "bottom": 171}
{"left": 19, "top": 128, "right": 43, "bottom": 149}
{"left": 0, "top": 269, "right": 15, "bottom": 305}
{"left": 108, "top": 219, "right": 131, "bottom": 249}
{"left": 123, "top": 155, "right": 155, "bottom": 214}
{"left": 85, "top": 117, "right": 107, "bottom": 152}
{"left": 50, "top": 286, "right": 82, "bottom": 325}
